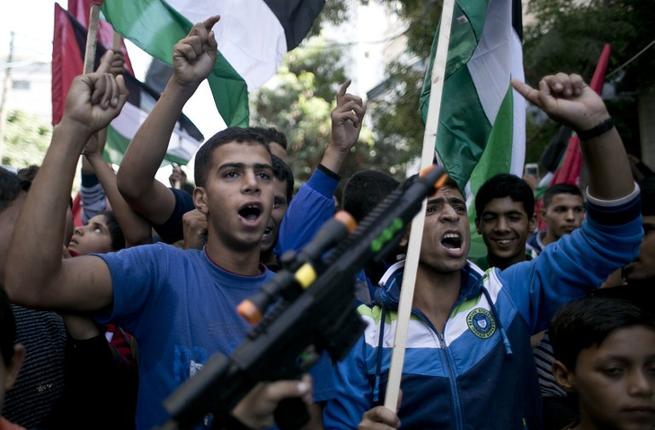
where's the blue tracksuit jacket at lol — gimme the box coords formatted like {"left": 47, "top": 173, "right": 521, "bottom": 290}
{"left": 323, "top": 189, "right": 643, "bottom": 429}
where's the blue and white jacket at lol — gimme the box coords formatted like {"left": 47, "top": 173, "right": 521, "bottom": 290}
{"left": 323, "top": 188, "right": 643, "bottom": 429}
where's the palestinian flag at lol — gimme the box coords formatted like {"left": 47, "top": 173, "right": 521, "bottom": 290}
{"left": 419, "top": 0, "right": 525, "bottom": 264}
{"left": 420, "top": 0, "right": 525, "bottom": 197}
{"left": 101, "top": 0, "right": 325, "bottom": 128}
{"left": 52, "top": 3, "right": 204, "bottom": 165}
{"left": 67, "top": 0, "right": 135, "bottom": 76}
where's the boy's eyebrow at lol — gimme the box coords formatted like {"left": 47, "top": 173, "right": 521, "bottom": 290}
{"left": 427, "top": 196, "right": 466, "bottom": 206}
{"left": 253, "top": 163, "right": 273, "bottom": 170}
{"left": 217, "top": 162, "right": 273, "bottom": 170}
{"left": 483, "top": 209, "right": 525, "bottom": 216}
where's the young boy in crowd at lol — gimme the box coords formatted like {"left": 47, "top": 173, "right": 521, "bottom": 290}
{"left": 3, "top": 24, "right": 317, "bottom": 430}
{"left": 528, "top": 184, "right": 585, "bottom": 254}
{"left": 0, "top": 168, "right": 68, "bottom": 428}
{"left": 549, "top": 295, "right": 655, "bottom": 430}
{"left": 475, "top": 173, "right": 537, "bottom": 270}
{"left": 116, "top": 16, "right": 364, "bottom": 258}
{"left": 323, "top": 72, "right": 643, "bottom": 429}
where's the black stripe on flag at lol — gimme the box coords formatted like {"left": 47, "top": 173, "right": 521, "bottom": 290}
{"left": 65, "top": 9, "right": 203, "bottom": 142}
{"left": 263, "top": 0, "right": 326, "bottom": 50}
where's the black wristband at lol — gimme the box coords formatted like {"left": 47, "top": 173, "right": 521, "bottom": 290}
{"left": 317, "top": 163, "right": 341, "bottom": 181}
{"left": 577, "top": 117, "right": 614, "bottom": 141}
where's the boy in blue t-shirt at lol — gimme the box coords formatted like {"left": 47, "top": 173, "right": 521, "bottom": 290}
{"left": 4, "top": 17, "right": 337, "bottom": 430}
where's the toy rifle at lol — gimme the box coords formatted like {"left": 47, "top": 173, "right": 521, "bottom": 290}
{"left": 159, "top": 164, "right": 447, "bottom": 429}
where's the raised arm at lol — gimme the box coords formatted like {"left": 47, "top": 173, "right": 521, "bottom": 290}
{"left": 116, "top": 16, "right": 219, "bottom": 225}
{"left": 276, "top": 81, "right": 366, "bottom": 254}
{"left": 84, "top": 129, "right": 152, "bottom": 246}
{"left": 504, "top": 73, "right": 642, "bottom": 332}
{"left": 512, "top": 73, "right": 633, "bottom": 199}
{"left": 321, "top": 80, "right": 367, "bottom": 176}
{"left": 5, "top": 72, "right": 128, "bottom": 312}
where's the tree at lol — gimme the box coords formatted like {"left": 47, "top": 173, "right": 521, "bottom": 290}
{"left": 365, "top": 0, "right": 654, "bottom": 167}
{"left": 523, "top": 0, "right": 655, "bottom": 161}
{"left": 1, "top": 110, "right": 51, "bottom": 168}
{"left": 251, "top": 39, "right": 375, "bottom": 184}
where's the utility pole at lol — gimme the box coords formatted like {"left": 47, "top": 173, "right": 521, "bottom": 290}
{"left": 0, "top": 31, "right": 15, "bottom": 164}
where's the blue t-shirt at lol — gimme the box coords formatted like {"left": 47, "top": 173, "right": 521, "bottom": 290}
{"left": 95, "top": 244, "right": 274, "bottom": 429}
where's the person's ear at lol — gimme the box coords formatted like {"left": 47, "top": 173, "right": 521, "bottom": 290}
{"left": 552, "top": 359, "right": 575, "bottom": 393}
{"left": 4, "top": 344, "right": 25, "bottom": 391}
{"left": 528, "top": 216, "right": 536, "bottom": 232}
{"left": 540, "top": 208, "right": 547, "bottom": 219}
{"left": 475, "top": 217, "right": 482, "bottom": 235}
{"left": 193, "top": 187, "right": 209, "bottom": 215}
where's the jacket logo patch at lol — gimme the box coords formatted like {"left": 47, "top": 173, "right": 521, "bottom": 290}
{"left": 466, "top": 308, "right": 496, "bottom": 339}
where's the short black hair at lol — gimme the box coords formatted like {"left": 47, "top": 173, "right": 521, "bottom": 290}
{"left": 250, "top": 126, "right": 288, "bottom": 150}
{"left": 0, "top": 288, "right": 17, "bottom": 367}
{"left": 342, "top": 170, "right": 400, "bottom": 222}
{"left": 543, "top": 183, "right": 583, "bottom": 209}
{"left": 639, "top": 176, "right": 655, "bottom": 217}
{"left": 14, "top": 165, "right": 73, "bottom": 208}
{"left": 100, "top": 211, "right": 125, "bottom": 251}
{"left": 0, "top": 167, "right": 24, "bottom": 213}
{"left": 475, "top": 173, "right": 534, "bottom": 219}
{"left": 271, "top": 155, "right": 294, "bottom": 202}
{"left": 550, "top": 296, "right": 655, "bottom": 371}
{"left": 194, "top": 127, "right": 271, "bottom": 188}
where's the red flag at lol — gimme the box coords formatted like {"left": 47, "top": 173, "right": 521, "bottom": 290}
{"left": 52, "top": 3, "right": 85, "bottom": 125}
{"left": 67, "top": 0, "right": 134, "bottom": 74}
{"left": 551, "top": 44, "right": 611, "bottom": 186}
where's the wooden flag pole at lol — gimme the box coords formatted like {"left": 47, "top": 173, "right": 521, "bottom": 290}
{"left": 112, "top": 30, "right": 122, "bottom": 51}
{"left": 383, "top": 0, "right": 457, "bottom": 413}
{"left": 82, "top": 4, "right": 101, "bottom": 74}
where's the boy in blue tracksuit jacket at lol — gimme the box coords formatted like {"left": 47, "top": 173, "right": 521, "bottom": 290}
{"left": 323, "top": 73, "right": 644, "bottom": 430}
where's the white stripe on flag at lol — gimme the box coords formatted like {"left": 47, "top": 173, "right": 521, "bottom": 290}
{"left": 509, "top": 29, "right": 526, "bottom": 177}
{"left": 112, "top": 102, "right": 202, "bottom": 163}
{"left": 166, "top": 0, "right": 287, "bottom": 89}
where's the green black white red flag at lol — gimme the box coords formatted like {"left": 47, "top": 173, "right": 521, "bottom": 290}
{"left": 101, "top": 0, "right": 325, "bottom": 127}
{"left": 420, "top": 0, "right": 525, "bottom": 199}
{"left": 52, "top": 3, "right": 204, "bottom": 165}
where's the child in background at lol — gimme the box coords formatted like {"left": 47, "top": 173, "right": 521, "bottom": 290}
{"left": 550, "top": 293, "right": 655, "bottom": 430}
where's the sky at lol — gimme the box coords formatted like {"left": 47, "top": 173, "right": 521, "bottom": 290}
{"left": 0, "top": 0, "right": 224, "bottom": 139}
{"left": 0, "top": 0, "right": 395, "bottom": 180}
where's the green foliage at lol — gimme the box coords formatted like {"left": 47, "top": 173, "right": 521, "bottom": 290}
{"left": 364, "top": 0, "right": 441, "bottom": 176}
{"left": 523, "top": 0, "right": 655, "bottom": 159}
{"left": 1, "top": 110, "right": 51, "bottom": 168}
{"left": 252, "top": 39, "right": 375, "bottom": 182}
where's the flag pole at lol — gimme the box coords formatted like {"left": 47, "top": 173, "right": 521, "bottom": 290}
{"left": 82, "top": 4, "right": 101, "bottom": 74}
{"left": 112, "top": 30, "right": 122, "bottom": 51}
{"left": 383, "top": 0, "right": 456, "bottom": 412}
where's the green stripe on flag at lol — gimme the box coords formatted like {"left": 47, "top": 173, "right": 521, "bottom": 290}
{"left": 420, "top": 1, "right": 491, "bottom": 191}
{"left": 466, "top": 86, "right": 515, "bottom": 265}
{"left": 469, "top": 86, "right": 514, "bottom": 199}
{"left": 105, "top": 126, "right": 187, "bottom": 166}
{"left": 102, "top": 0, "right": 249, "bottom": 127}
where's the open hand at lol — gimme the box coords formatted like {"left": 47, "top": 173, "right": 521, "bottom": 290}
{"left": 172, "top": 16, "right": 219, "bottom": 87}
{"left": 512, "top": 73, "right": 610, "bottom": 132}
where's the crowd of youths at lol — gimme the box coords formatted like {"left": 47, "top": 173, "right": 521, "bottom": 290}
{"left": 0, "top": 17, "right": 653, "bottom": 430}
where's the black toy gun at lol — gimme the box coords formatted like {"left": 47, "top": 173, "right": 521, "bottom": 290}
{"left": 159, "top": 164, "right": 447, "bottom": 429}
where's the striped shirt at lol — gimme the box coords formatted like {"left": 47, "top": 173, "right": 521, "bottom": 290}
{"left": 3, "top": 306, "right": 67, "bottom": 428}
{"left": 533, "top": 332, "right": 566, "bottom": 397}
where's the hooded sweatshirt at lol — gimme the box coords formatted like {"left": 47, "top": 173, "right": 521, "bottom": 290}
{"left": 323, "top": 186, "right": 643, "bottom": 430}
